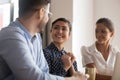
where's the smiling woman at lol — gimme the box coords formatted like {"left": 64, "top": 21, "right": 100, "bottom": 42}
{"left": 81, "top": 18, "right": 120, "bottom": 80}
{"left": 43, "top": 18, "right": 78, "bottom": 77}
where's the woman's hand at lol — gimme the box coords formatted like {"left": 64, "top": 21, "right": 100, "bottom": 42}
{"left": 61, "top": 54, "right": 72, "bottom": 71}
{"left": 61, "top": 52, "right": 75, "bottom": 71}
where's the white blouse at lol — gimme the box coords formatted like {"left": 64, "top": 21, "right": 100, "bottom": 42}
{"left": 81, "top": 43, "right": 119, "bottom": 76}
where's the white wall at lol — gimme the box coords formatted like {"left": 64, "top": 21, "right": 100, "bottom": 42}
{"left": 73, "top": 0, "right": 94, "bottom": 72}
{"left": 94, "top": 0, "right": 120, "bottom": 49}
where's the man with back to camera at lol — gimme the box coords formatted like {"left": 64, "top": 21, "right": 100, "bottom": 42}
{"left": 0, "top": 0, "right": 88, "bottom": 80}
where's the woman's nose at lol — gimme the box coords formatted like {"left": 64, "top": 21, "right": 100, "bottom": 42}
{"left": 57, "top": 29, "right": 63, "bottom": 33}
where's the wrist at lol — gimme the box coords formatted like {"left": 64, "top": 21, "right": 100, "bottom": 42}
{"left": 64, "top": 66, "right": 70, "bottom": 71}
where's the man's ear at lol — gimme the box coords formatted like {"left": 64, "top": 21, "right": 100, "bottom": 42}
{"left": 38, "top": 7, "right": 45, "bottom": 19}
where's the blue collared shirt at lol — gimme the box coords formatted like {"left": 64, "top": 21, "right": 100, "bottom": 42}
{"left": 0, "top": 19, "right": 64, "bottom": 80}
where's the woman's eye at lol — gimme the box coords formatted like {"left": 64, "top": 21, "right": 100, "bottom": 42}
{"left": 53, "top": 26, "right": 59, "bottom": 29}
{"left": 101, "top": 30, "right": 106, "bottom": 33}
{"left": 95, "top": 30, "right": 98, "bottom": 33}
{"left": 62, "top": 28, "right": 67, "bottom": 31}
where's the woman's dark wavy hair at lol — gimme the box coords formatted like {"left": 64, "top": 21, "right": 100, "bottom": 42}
{"left": 96, "top": 18, "right": 114, "bottom": 32}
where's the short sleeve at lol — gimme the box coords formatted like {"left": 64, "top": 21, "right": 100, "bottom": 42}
{"left": 81, "top": 46, "right": 94, "bottom": 67}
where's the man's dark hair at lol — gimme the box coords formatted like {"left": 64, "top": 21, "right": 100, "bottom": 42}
{"left": 52, "top": 18, "right": 72, "bottom": 32}
{"left": 19, "top": 0, "right": 51, "bottom": 17}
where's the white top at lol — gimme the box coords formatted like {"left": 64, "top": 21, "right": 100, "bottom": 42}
{"left": 81, "top": 43, "right": 119, "bottom": 76}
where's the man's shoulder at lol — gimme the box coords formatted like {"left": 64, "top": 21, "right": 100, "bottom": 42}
{"left": 0, "top": 57, "right": 12, "bottom": 80}
{"left": 0, "top": 26, "right": 25, "bottom": 41}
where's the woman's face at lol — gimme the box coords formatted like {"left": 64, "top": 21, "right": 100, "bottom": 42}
{"left": 51, "top": 21, "right": 70, "bottom": 44}
{"left": 95, "top": 23, "right": 113, "bottom": 44}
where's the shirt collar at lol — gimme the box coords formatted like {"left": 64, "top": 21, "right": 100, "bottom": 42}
{"left": 49, "top": 42, "right": 66, "bottom": 54}
{"left": 93, "top": 43, "right": 99, "bottom": 53}
{"left": 15, "top": 19, "right": 37, "bottom": 40}
{"left": 92, "top": 43, "right": 112, "bottom": 53}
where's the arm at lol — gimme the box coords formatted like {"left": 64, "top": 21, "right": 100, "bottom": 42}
{"left": 65, "top": 71, "right": 88, "bottom": 80}
{"left": 68, "top": 61, "right": 78, "bottom": 76}
{"left": 86, "top": 63, "right": 95, "bottom": 68}
{"left": 44, "top": 49, "right": 68, "bottom": 76}
{"left": 68, "top": 52, "right": 89, "bottom": 80}
{"left": 68, "top": 65, "right": 75, "bottom": 76}
{"left": 0, "top": 32, "right": 63, "bottom": 80}
{"left": 81, "top": 46, "right": 94, "bottom": 67}
{"left": 66, "top": 53, "right": 78, "bottom": 76}
{"left": 62, "top": 52, "right": 79, "bottom": 76}
{"left": 61, "top": 54, "right": 72, "bottom": 71}
{"left": 96, "top": 74, "right": 112, "bottom": 80}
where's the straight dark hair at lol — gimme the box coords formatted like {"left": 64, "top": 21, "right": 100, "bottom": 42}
{"left": 19, "top": 0, "right": 51, "bottom": 17}
{"left": 52, "top": 18, "right": 72, "bottom": 32}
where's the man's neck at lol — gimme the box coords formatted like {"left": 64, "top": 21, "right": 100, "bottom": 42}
{"left": 18, "top": 17, "right": 37, "bottom": 37}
